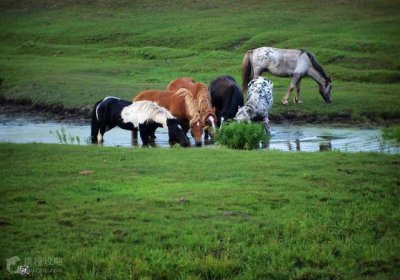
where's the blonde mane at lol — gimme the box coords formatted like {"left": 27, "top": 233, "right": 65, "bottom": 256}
{"left": 196, "top": 86, "right": 212, "bottom": 113}
{"left": 174, "top": 88, "right": 201, "bottom": 124}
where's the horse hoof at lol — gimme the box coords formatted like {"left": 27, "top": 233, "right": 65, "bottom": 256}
{"left": 282, "top": 99, "right": 289, "bottom": 106}
{"left": 294, "top": 98, "right": 303, "bottom": 104}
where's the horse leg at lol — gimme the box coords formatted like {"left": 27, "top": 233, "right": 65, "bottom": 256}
{"left": 263, "top": 114, "right": 271, "bottom": 135}
{"left": 138, "top": 124, "right": 149, "bottom": 146}
{"left": 253, "top": 67, "right": 262, "bottom": 79}
{"left": 132, "top": 128, "right": 138, "bottom": 139}
{"left": 282, "top": 80, "right": 296, "bottom": 106}
{"left": 91, "top": 120, "right": 100, "bottom": 144}
{"left": 148, "top": 122, "right": 158, "bottom": 139}
{"left": 177, "top": 120, "right": 189, "bottom": 135}
{"left": 97, "top": 125, "right": 106, "bottom": 143}
{"left": 294, "top": 77, "right": 303, "bottom": 104}
{"left": 204, "top": 130, "right": 209, "bottom": 141}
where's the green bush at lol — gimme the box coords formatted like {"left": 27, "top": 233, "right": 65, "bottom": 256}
{"left": 215, "top": 122, "right": 268, "bottom": 150}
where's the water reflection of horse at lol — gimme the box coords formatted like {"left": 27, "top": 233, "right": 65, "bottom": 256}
{"left": 91, "top": 97, "right": 189, "bottom": 147}
{"left": 167, "top": 77, "right": 217, "bottom": 140}
{"left": 209, "top": 76, "right": 244, "bottom": 127}
{"left": 242, "top": 47, "right": 332, "bottom": 105}
{"left": 133, "top": 88, "right": 204, "bottom": 146}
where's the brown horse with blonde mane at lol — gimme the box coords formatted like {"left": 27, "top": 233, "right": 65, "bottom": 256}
{"left": 133, "top": 88, "right": 203, "bottom": 146}
{"left": 167, "top": 77, "right": 216, "bottom": 140}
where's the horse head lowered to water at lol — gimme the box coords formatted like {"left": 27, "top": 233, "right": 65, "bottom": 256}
{"left": 242, "top": 47, "right": 332, "bottom": 105}
{"left": 235, "top": 77, "right": 274, "bottom": 134}
{"left": 167, "top": 77, "right": 217, "bottom": 140}
{"left": 209, "top": 75, "right": 244, "bottom": 127}
{"left": 133, "top": 88, "right": 204, "bottom": 146}
{"left": 91, "top": 97, "right": 189, "bottom": 147}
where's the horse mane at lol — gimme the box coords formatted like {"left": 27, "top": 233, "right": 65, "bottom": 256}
{"left": 174, "top": 88, "right": 201, "bottom": 124}
{"left": 125, "top": 100, "right": 175, "bottom": 128}
{"left": 195, "top": 84, "right": 213, "bottom": 112}
{"left": 305, "top": 51, "right": 330, "bottom": 83}
{"left": 135, "top": 100, "right": 174, "bottom": 120}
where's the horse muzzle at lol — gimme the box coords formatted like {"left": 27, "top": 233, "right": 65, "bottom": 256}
{"left": 325, "top": 95, "right": 332, "bottom": 103}
{"left": 320, "top": 92, "right": 332, "bottom": 103}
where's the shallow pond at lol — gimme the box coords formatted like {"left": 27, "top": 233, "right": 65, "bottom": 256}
{"left": 0, "top": 113, "right": 399, "bottom": 153}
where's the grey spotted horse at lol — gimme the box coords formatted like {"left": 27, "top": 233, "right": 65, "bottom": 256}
{"left": 242, "top": 47, "right": 332, "bottom": 105}
{"left": 235, "top": 77, "right": 273, "bottom": 134}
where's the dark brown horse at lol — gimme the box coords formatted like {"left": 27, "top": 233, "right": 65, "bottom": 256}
{"left": 209, "top": 76, "right": 244, "bottom": 127}
{"left": 133, "top": 88, "right": 203, "bottom": 146}
{"left": 167, "top": 77, "right": 217, "bottom": 140}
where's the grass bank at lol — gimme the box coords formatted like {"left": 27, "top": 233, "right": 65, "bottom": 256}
{"left": 0, "top": 0, "right": 399, "bottom": 123}
{"left": 0, "top": 143, "right": 399, "bottom": 279}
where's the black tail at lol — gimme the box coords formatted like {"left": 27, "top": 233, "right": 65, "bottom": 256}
{"left": 305, "top": 51, "right": 329, "bottom": 81}
{"left": 91, "top": 99, "right": 102, "bottom": 143}
{"left": 241, "top": 50, "right": 253, "bottom": 94}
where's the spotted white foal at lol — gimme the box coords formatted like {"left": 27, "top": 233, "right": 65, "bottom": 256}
{"left": 235, "top": 77, "right": 273, "bottom": 134}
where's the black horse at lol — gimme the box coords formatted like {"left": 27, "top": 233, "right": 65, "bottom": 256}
{"left": 209, "top": 76, "right": 244, "bottom": 127}
{"left": 91, "top": 97, "right": 190, "bottom": 147}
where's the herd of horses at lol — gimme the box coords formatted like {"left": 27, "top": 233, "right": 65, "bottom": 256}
{"left": 91, "top": 47, "right": 332, "bottom": 147}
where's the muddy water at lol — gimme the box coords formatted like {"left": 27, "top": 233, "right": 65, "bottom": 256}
{"left": 0, "top": 113, "right": 399, "bottom": 153}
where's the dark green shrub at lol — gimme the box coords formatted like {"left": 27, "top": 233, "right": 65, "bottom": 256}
{"left": 215, "top": 122, "right": 268, "bottom": 150}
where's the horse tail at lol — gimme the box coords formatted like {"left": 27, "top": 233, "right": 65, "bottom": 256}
{"left": 91, "top": 99, "right": 102, "bottom": 143}
{"left": 305, "top": 51, "right": 329, "bottom": 81}
{"left": 242, "top": 50, "right": 253, "bottom": 94}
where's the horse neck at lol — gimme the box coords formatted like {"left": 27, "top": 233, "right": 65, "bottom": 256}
{"left": 180, "top": 90, "right": 200, "bottom": 120}
{"left": 197, "top": 87, "right": 213, "bottom": 113}
{"left": 308, "top": 68, "right": 328, "bottom": 89}
{"left": 244, "top": 98, "right": 258, "bottom": 118}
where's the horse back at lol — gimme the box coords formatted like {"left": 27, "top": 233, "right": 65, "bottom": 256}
{"left": 167, "top": 77, "right": 209, "bottom": 100}
{"left": 134, "top": 90, "right": 188, "bottom": 121}
{"left": 210, "top": 76, "right": 243, "bottom": 119}
{"left": 210, "top": 76, "right": 242, "bottom": 105}
{"left": 96, "top": 97, "right": 130, "bottom": 121}
{"left": 167, "top": 77, "right": 196, "bottom": 92}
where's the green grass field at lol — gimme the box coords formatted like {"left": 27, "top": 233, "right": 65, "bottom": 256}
{"left": 0, "top": 143, "right": 399, "bottom": 279}
{"left": 1, "top": 1, "right": 400, "bottom": 279}
{"left": 0, "top": 0, "right": 399, "bottom": 122}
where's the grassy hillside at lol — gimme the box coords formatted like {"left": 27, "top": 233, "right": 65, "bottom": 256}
{"left": 0, "top": 143, "right": 399, "bottom": 279}
{"left": 0, "top": 0, "right": 399, "bottom": 122}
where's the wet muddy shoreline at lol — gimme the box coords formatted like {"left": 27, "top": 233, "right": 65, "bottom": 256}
{"left": 1, "top": 99, "right": 398, "bottom": 127}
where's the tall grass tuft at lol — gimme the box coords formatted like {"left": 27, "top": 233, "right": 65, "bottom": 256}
{"left": 49, "top": 128, "right": 81, "bottom": 144}
{"left": 215, "top": 122, "right": 268, "bottom": 150}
